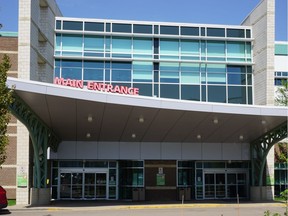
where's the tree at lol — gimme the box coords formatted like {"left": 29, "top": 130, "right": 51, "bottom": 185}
{"left": 0, "top": 54, "right": 14, "bottom": 166}
{"left": 275, "top": 80, "right": 288, "bottom": 106}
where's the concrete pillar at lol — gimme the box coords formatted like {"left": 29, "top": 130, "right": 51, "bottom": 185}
{"left": 30, "top": 188, "right": 51, "bottom": 206}
{"left": 250, "top": 186, "right": 275, "bottom": 201}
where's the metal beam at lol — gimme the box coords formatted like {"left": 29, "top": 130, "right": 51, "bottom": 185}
{"left": 251, "top": 121, "right": 288, "bottom": 186}
{"left": 9, "top": 93, "right": 61, "bottom": 188}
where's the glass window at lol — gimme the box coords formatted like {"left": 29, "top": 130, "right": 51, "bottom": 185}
{"left": 56, "top": 20, "right": 61, "bottom": 30}
{"left": 246, "top": 42, "right": 252, "bottom": 58}
{"left": 112, "top": 23, "right": 132, "bottom": 33}
{"left": 181, "top": 72, "right": 200, "bottom": 84}
{"left": 246, "top": 29, "right": 251, "bottom": 38}
{"left": 207, "top": 41, "right": 225, "bottom": 58}
{"left": 201, "top": 27, "right": 205, "bottom": 36}
{"left": 154, "top": 25, "right": 159, "bottom": 34}
{"left": 227, "top": 42, "right": 245, "bottom": 60}
{"left": 133, "top": 61, "right": 153, "bottom": 82}
{"left": 84, "top": 36, "right": 104, "bottom": 52}
{"left": 228, "top": 86, "right": 246, "bottom": 104}
{"left": 112, "top": 62, "right": 132, "bottom": 70}
{"left": 160, "top": 71, "right": 179, "bottom": 83}
{"left": 85, "top": 22, "right": 104, "bottom": 31}
{"left": 227, "top": 65, "right": 246, "bottom": 73}
{"left": 62, "top": 68, "right": 82, "bottom": 80}
{"left": 207, "top": 64, "right": 226, "bottom": 73}
{"left": 207, "top": 28, "right": 225, "bottom": 37}
{"left": 181, "top": 27, "right": 199, "bottom": 36}
{"left": 181, "top": 40, "right": 200, "bottom": 57}
{"left": 62, "top": 60, "right": 82, "bottom": 68}
{"left": 84, "top": 61, "right": 104, "bottom": 69}
{"left": 133, "top": 38, "right": 153, "bottom": 58}
{"left": 160, "top": 62, "right": 179, "bottom": 71}
{"left": 160, "top": 39, "right": 179, "bottom": 59}
{"left": 55, "top": 34, "right": 61, "bottom": 51}
{"left": 133, "top": 83, "right": 152, "bottom": 96}
{"left": 181, "top": 85, "right": 200, "bottom": 101}
{"left": 63, "top": 21, "right": 83, "bottom": 31}
{"left": 112, "top": 37, "right": 132, "bottom": 57}
{"left": 228, "top": 73, "right": 246, "bottom": 85}
{"left": 84, "top": 69, "right": 104, "bottom": 81}
{"left": 208, "top": 86, "right": 226, "bottom": 103}
{"left": 227, "top": 29, "right": 245, "bottom": 38}
{"left": 112, "top": 69, "right": 131, "bottom": 81}
{"left": 133, "top": 24, "right": 152, "bottom": 34}
{"left": 106, "top": 23, "right": 111, "bottom": 32}
{"left": 62, "top": 34, "right": 82, "bottom": 51}
{"left": 207, "top": 73, "right": 226, "bottom": 84}
{"left": 181, "top": 63, "right": 200, "bottom": 72}
{"left": 160, "top": 26, "right": 179, "bottom": 35}
{"left": 160, "top": 84, "right": 179, "bottom": 99}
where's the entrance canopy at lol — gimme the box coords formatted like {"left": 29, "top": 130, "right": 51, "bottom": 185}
{"left": 7, "top": 77, "right": 288, "bottom": 144}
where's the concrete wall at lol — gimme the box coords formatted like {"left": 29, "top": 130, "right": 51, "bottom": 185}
{"left": 51, "top": 141, "right": 250, "bottom": 161}
{"left": 242, "top": 0, "right": 275, "bottom": 106}
{"left": 17, "top": 0, "right": 62, "bottom": 205}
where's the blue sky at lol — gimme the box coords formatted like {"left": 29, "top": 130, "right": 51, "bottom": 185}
{"left": 0, "top": 0, "right": 287, "bottom": 41}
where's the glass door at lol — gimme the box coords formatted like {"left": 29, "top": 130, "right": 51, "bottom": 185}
{"left": 96, "top": 173, "right": 107, "bottom": 199}
{"left": 71, "top": 173, "right": 83, "bottom": 199}
{"left": 84, "top": 173, "right": 95, "bottom": 199}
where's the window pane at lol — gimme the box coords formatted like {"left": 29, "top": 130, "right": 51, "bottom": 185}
{"left": 62, "top": 60, "right": 82, "bottom": 68}
{"left": 62, "top": 35, "right": 82, "bottom": 51}
{"left": 207, "top": 41, "right": 225, "bottom": 57}
{"left": 84, "top": 69, "right": 104, "bottom": 81}
{"left": 207, "top": 73, "right": 226, "bottom": 84}
{"left": 112, "top": 37, "right": 132, "bottom": 53}
{"left": 84, "top": 36, "right": 104, "bottom": 52}
{"left": 246, "top": 29, "right": 251, "bottom": 38}
{"left": 85, "top": 22, "right": 104, "bottom": 31}
{"left": 227, "top": 42, "right": 245, "bottom": 58}
{"left": 133, "top": 61, "right": 153, "bottom": 81}
{"left": 228, "top": 86, "right": 246, "bottom": 104}
{"left": 227, "top": 65, "right": 246, "bottom": 73}
{"left": 181, "top": 27, "right": 199, "bottom": 36}
{"left": 133, "top": 38, "right": 153, "bottom": 55}
{"left": 181, "top": 85, "right": 200, "bottom": 101}
{"left": 208, "top": 86, "right": 226, "bottom": 103}
{"left": 112, "top": 62, "right": 132, "bottom": 69}
{"left": 63, "top": 21, "right": 83, "bottom": 31}
{"left": 227, "top": 29, "right": 245, "bottom": 38}
{"left": 84, "top": 61, "right": 104, "bottom": 69}
{"left": 160, "top": 39, "right": 179, "bottom": 59}
{"left": 112, "top": 69, "right": 131, "bottom": 81}
{"left": 207, "top": 64, "right": 226, "bottom": 73}
{"left": 112, "top": 23, "right": 131, "bottom": 33}
{"left": 133, "top": 83, "right": 152, "bottom": 96}
{"left": 207, "top": 28, "right": 225, "bottom": 37}
{"left": 181, "top": 40, "right": 199, "bottom": 56}
{"left": 55, "top": 34, "right": 61, "bottom": 51}
{"left": 160, "top": 26, "right": 179, "bottom": 35}
{"left": 160, "top": 84, "right": 179, "bottom": 99}
{"left": 228, "top": 73, "right": 246, "bottom": 85}
{"left": 56, "top": 20, "right": 61, "bottom": 30}
{"left": 160, "top": 71, "right": 179, "bottom": 83}
{"left": 160, "top": 62, "right": 179, "bottom": 71}
{"left": 181, "top": 63, "right": 200, "bottom": 72}
{"left": 133, "top": 24, "right": 152, "bottom": 34}
{"left": 62, "top": 68, "right": 82, "bottom": 80}
{"left": 181, "top": 72, "right": 200, "bottom": 84}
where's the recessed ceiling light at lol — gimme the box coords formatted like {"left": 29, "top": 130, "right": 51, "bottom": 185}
{"left": 197, "top": 134, "right": 201, "bottom": 139}
{"left": 132, "top": 133, "right": 136, "bottom": 139}
{"left": 86, "top": 133, "right": 91, "bottom": 138}
{"left": 213, "top": 118, "right": 219, "bottom": 124}
{"left": 239, "top": 135, "right": 244, "bottom": 141}
{"left": 139, "top": 116, "right": 144, "bottom": 123}
{"left": 88, "top": 115, "right": 93, "bottom": 122}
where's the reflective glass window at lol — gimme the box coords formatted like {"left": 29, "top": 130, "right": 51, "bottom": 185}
{"left": 62, "top": 68, "right": 82, "bottom": 80}
{"left": 208, "top": 86, "right": 226, "bottom": 103}
{"left": 62, "top": 34, "right": 82, "bottom": 51}
{"left": 106, "top": 23, "right": 111, "bottom": 32}
{"left": 55, "top": 34, "right": 61, "bottom": 51}
{"left": 112, "top": 23, "right": 132, "bottom": 33}
{"left": 133, "top": 61, "right": 153, "bottom": 82}
{"left": 160, "top": 39, "right": 179, "bottom": 59}
{"left": 181, "top": 27, "right": 199, "bottom": 36}
{"left": 84, "top": 69, "right": 104, "bottom": 81}
{"left": 246, "top": 29, "right": 251, "bottom": 38}
{"left": 207, "top": 73, "right": 226, "bottom": 84}
{"left": 160, "top": 62, "right": 179, "bottom": 71}
{"left": 228, "top": 74, "right": 246, "bottom": 85}
{"left": 62, "top": 60, "right": 82, "bottom": 68}
{"left": 227, "top": 42, "right": 245, "bottom": 60}
{"left": 207, "top": 64, "right": 226, "bottom": 73}
{"left": 160, "top": 26, "right": 179, "bottom": 35}
{"left": 133, "top": 38, "right": 153, "bottom": 58}
{"left": 227, "top": 65, "right": 246, "bottom": 73}
{"left": 154, "top": 25, "right": 159, "bottom": 34}
{"left": 112, "top": 37, "right": 132, "bottom": 57}
{"left": 133, "top": 24, "right": 152, "bottom": 34}
{"left": 228, "top": 86, "right": 246, "bottom": 104}
{"left": 84, "top": 36, "right": 104, "bottom": 52}
{"left": 112, "top": 62, "right": 132, "bottom": 70}
{"left": 133, "top": 83, "right": 152, "bottom": 96}
{"left": 201, "top": 27, "right": 205, "bottom": 36}
{"left": 160, "top": 84, "right": 179, "bottom": 99}
{"left": 54, "top": 68, "right": 60, "bottom": 77}
{"left": 111, "top": 69, "right": 131, "bottom": 81}
{"left": 85, "top": 22, "right": 104, "bottom": 31}
{"left": 63, "top": 21, "right": 83, "bottom": 31}
{"left": 207, "top": 41, "right": 225, "bottom": 58}
{"left": 56, "top": 20, "right": 61, "bottom": 30}
{"left": 84, "top": 61, "right": 104, "bottom": 69}
{"left": 181, "top": 40, "right": 200, "bottom": 57}
{"left": 246, "top": 42, "right": 252, "bottom": 58}
{"left": 180, "top": 63, "right": 200, "bottom": 72}
{"left": 181, "top": 72, "right": 200, "bottom": 84}
{"left": 160, "top": 71, "right": 179, "bottom": 83}
{"left": 181, "top": 85, "right": 200, "bottom": 101}
{"left": 207, "top": 28, "right": 225, "bottom": 37}
{"left": 227, "top": 29, "right": 245, "bottom": 38}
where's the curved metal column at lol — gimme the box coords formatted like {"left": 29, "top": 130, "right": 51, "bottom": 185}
{"left": 251, "top": 121, "right": 288, "bottom": 186}
{"left": 9, "top": 93, "right": 60, "bottom": 188}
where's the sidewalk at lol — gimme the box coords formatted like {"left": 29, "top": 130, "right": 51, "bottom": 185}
{"left": 7, "top": 200, "right": 286, "bottom": 212}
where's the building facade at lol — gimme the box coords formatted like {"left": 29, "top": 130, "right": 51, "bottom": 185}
{"left": 1, "top": 0, "right": 287, "bottom": 205}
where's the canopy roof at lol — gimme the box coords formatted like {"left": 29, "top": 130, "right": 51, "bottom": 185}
{"left": 7, "top": 77, "right": 288, "bottom": 144}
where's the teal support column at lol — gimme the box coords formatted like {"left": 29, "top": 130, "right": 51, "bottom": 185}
{"left": 251, "top": 121, "right": 287, "bottom": 187}
{"left": 9, "top": 93, "right": 60, "bottom": 188}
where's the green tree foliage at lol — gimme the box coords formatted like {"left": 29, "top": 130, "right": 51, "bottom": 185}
{"left": 275, "top": 80, "right": 288, "bottom": 106}
{"left": 0, "top": 54, "right": 14, "bottom": 166}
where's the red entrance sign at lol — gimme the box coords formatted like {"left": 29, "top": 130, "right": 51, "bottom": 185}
{"left": 54, "top": 77, "right": 139, "bottom": 96}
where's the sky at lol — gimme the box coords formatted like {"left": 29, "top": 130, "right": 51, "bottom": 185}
{"left": 0, "top": 0, "right": 287, "bottom": 41}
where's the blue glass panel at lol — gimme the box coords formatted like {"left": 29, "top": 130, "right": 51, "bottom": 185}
{"left": 63, "top": 21, "right": 82, "bottom": 31}
{"left": 54, "top": 68, "right": 60, "bottom": 77}
{"left": 181, "top": 85, "right": 200, "bottom": 101}
{"left": 206, "top": 64, "right": 226, "bottom": 73}
{"left": 55, "top": 34, "right": 61, "bottom": 50}
{"left": 247, "top": 74, "right": 252, "bottom": 85}
{"left": 112, "top": 23, "right": 132, "bottom": 33}
{"left": 55, "top": 59, "right": 60, "bottom": 67}
{"left": 227, "top": 66, "right": 246, "bottom": 73}
{"left": 112, "top": 69, "right": 131, "bottom": 81}
{"left": 181, "top": 27, "right": 199, "bottom": 36}
{"left": 62, "top": 60, "right": 82, "bottom": 68}
{"left": 181, "top": 63, "right": 200, "bottom": 72}
{"left": 133, "top": 61, "right": 153, "bottom": 70}
{"left": 133, "top": 38, "right": 153, "bottom": 54}
{"left": 105, "top": 69, "right": 110, "bottom": 81}
{"left": 160, "top": 62, "right": 179, "bottom": 71}
{"left": 160, "top": 71, "right": 179, "bottom": 83}
{"left": 228, "top": 74, "right": 246, "bottom": 85}
{"left": 207, "top": 28, "right": 225, "bottom": 37}
{"left": 62, "top": 34, "right": 82, "bottom": 51}
{"left": 227, "top": 42, "right": 245, "bottom": 58}
{"left": 84, "top": 69, "right": 104, "bottom": 81}
{"left": 112, "top": 62, "right": 132, "bottom": 69}
{"left": 246, "top": 30, "right": 251, "bottom": 38}
{"left": 112, "top": 37, "right": 132, "bottom": 53}
{"left": 208, "top": 86, "right": 226, "bottom": 103}
{"left": 181, "top": 72, "right": 200, "bottom": 84}
{"left": 248, "top": 87, "right": 252, "bottom": 104}
{"left": 201, "top": 85, "right": 206, "bottom": 101}
{"left": 133, "top": 24, "right": 152, "bottom": 34}
{"left": 85, "top": 22, "right": 104, "bottom": 31}
{"left": 62, "top": 68, "right": 82, "bottom": 80}
{"left": 207, "top": 73, "right": 226, "bottom": 84}
{"left": 84, "top": 36, "right": 104, "bottom": 52}
{"left": 133, "top": 83, "right": 152, "bottom": 96}
{"left": 228, "top": 86, "right": 246, "bottom": 104}
{"left": 160, "top": 26, "right": 179, "bottom": 35}
{"left": 84, "top": 61, "right": 104, "bottom": 68}
{"left": 56, "top": 20, "right": 61, "bottom": 30}
{"left": 160, "top": 39, "right": 179, "bottom": 56}
{"left": 133, "top": 71, "right": 153, "bottom": 82}
{"left": 181, "top": 40, "right": 199, "bottom": 56}
{"left": 207, "top": 41, "right": 225, "bottom": 57}
{"left": 160, "top": 84, "right": 179, "bottom": 99}
{"left": 227, "top": 29, "right": 245, "bottom": 38}
{"left": 246, "top": 42, "right": 252, "bottom": 58}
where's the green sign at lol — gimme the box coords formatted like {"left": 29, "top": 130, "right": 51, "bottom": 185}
{"left": 157, "top": 174, "right": 165, "bottom": 186}
{"left": 17, "top": 175, "right": 28, "bottom": 188}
